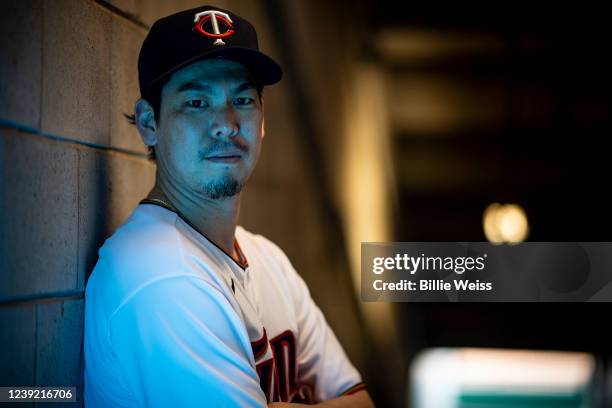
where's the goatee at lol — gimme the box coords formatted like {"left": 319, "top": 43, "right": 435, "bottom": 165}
{"left": 203, "top": 176, "right": 242, "bottom": 199}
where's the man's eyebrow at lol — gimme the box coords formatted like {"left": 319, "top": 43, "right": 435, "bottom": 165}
{"left": 234, "top": 82, "right": 257, "bottom": 93}
{"left": 176, "top": 81, "right": 213, "bottom": 93}
{"left": 176, "top": 81, "right": 257, "bottom": 94}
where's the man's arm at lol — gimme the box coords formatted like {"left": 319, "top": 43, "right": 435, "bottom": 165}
{"left": 268, "top": 389, "right": 375, "bottom": 407}
{"left": 108, "top": 276, "right": 268, "bottom": 407}
{"left": 263, "top": 239, "right": 369, "bottom": 403}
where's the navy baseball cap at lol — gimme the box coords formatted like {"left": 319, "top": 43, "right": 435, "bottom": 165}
{"left": 138, "top": 5, "right": 283, "bottom": 97}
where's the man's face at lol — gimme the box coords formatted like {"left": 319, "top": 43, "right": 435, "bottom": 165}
{"left": 155, "top": 59, "right": 264, "bottom": 200}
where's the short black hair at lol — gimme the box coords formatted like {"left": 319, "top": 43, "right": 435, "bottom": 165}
{"left": 125, "top": 79, "right": 264, "bottom": 162}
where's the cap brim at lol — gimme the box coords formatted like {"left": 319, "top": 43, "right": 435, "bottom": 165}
{"left": 143, "top": 46, "right": 282, "bottom": 95}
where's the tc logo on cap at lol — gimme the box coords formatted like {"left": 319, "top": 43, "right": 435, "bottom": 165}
{"left": 193, "top": 10, "right": 235, "bottom": 46}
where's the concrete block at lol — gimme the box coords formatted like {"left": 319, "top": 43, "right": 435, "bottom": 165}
{"left": 77, "top": 149, "right": 155, "bottom": 288}
{"left": 0, "top": 0, "right": 43, "bottom": 129}
{"left": 41, "top": 0, "right": 111, "bottom": 145}
{"left": 135, "top": 0, "right": 228, "bottom": 27}
{"left": 0, "top": 129, "right": 78, "bottom": 301}
{"left": 109, "top": 17, "right": 148, "bottom": 155}
{"left": 106, "top": 0, "right": 138, "bottom": 17}
{"left": 36, "top": 299, "right": 84, "bottom": 396}
{"left": 0, "top": 134, "right": 6, "bottom": 277}
{"left": 0, "top": 303, "right": 36, "bottom": 386}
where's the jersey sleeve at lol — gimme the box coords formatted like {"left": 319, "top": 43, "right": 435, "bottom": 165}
{"left": 107, "top": 276, "right": 268, "bottom": 408}
{"left": 267, "top": 242, "right": 365, "bottom": 402}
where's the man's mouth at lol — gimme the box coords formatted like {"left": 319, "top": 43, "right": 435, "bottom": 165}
{"left": 205, "top": 152, "right": 243, "bottom": 163}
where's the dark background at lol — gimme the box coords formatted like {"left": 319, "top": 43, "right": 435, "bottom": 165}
{"left": 352, "top": 1, "right": 612, "bottom": 405}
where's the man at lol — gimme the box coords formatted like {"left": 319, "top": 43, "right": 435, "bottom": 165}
{"left": 84, "top": 5, "right": 374, "bottom": 407}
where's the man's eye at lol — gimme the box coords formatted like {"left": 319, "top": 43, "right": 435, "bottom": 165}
{"left": 234, "top": 97, "right": 254, "bottom": 106}
{"left": 187, "top": 99, "right": 207, "bottom": 108}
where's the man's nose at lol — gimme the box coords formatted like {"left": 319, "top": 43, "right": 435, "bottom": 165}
{"left": 210, "top": 105, "right": 239, "bottom": 139}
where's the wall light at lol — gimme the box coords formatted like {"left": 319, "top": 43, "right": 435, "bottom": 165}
{"left": 483, "top": 203, "right": 529, "bottom": 244}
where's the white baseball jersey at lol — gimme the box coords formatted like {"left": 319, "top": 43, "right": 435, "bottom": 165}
{"left": 84, "top": 201, "right": 364, "bottom": 407}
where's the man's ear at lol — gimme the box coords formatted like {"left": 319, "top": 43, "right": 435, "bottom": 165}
{"left": 260, "top": 99, "right": 265, "bottom": 139}
{"left": 261, "top": 116, "right": 266, "bottom": 140}
{"left": 135, "top": 98, "right": 158, "bottom": 147}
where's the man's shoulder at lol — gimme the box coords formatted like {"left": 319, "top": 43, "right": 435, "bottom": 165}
{"left": 100, "top": 204, "right": 181, "bottom": 261}
{"left": 85, "top": 204, "right": 189, "bottom": 312}
{"left": 236, "top": 226, "right": 312, "bottom": 305}
{"left": 235, "top": 226, "right": 298, "bottom": 281}
{"left": 235, "top": 226, "right": 288, "bottom": 261}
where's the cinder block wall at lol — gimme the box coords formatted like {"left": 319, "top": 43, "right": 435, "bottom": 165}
{"left": 0, "top": 0, "right": 369, "bottom": 405}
